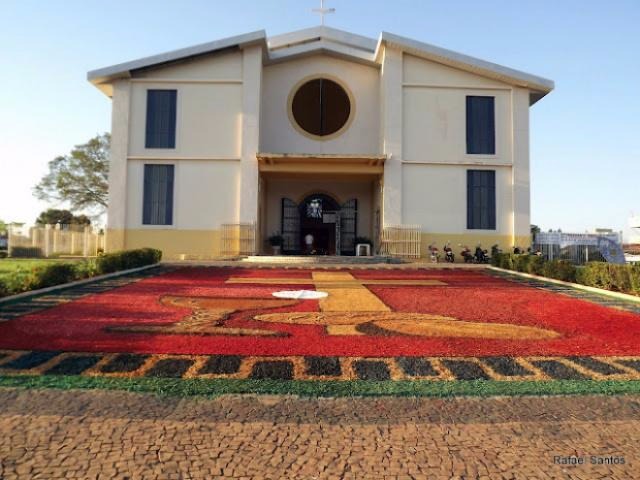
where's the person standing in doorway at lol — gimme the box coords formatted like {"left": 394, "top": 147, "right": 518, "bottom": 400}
{"left": 305, "top": 233, "right": 314, "bottom": 254}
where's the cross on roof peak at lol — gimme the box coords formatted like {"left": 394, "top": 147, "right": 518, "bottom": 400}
{"left": 312, "top": 0, "right": 335, "bottom": 26}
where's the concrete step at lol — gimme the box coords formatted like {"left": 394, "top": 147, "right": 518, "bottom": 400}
{"left": 240, "top": 255, "right": 407, "bottom": 265}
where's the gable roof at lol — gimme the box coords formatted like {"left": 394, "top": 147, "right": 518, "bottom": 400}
{"left": 88, "top": 26, "right": 553, "bottom": 102}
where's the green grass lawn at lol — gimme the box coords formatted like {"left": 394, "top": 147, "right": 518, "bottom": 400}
{"left": 0, "top": 258, "right": 80, "bottom": 281}
{"left": 2, "top": 375, "right": 640, "bottom": 398}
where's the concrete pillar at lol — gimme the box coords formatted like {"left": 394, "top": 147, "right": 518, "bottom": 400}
{"left": 106, "top": 79, "right": 131, "bottom": 252}
{"left": 44, "top": 225, "right": 52, "bottom": 258}
{"left": 239, "top": 45, "right": 262, "bottom": 227}
{"left": 380, "top": 46, "right": 403, "bottom": 227}
{"left": 52, "top": 224, "right": 61, "bottom": 255}
{"left": 512, "top": 88, "right": 531, "bottom": 247}
{"left": 83, "top": 226, "right": 90, "bottom": 257}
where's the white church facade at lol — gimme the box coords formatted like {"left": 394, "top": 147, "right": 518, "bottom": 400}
{"left": 88, "top": 27, "right": 553, "bottom": 259}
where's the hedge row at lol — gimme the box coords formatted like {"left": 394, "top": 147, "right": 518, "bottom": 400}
{"left": 95, "top": 248, "right": 162, "bottom": 274}
{"left": 492, "top": 253, "right": 640, "bottom": 295}
{"left": 575, "top": 262, "right": 640, "bottom": 295}
{"left": 0, "top": 248, "right": 161, "bottom": 298}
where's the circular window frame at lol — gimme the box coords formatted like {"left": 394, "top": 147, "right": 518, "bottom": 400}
{"left": 287, "top": 74, "right": 355, "bottom": 141}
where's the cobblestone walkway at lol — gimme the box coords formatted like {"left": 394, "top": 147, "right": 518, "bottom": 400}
{"left": 0, "top": 388, "right": 637, "bottom": 479}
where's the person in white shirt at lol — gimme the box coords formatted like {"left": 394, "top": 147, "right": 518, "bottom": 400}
{"left": 304, "top": 233, "right": 314, "bottom": 254}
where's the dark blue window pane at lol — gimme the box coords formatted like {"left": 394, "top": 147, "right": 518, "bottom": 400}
{"left": 143, "top": 164, "right": 174, "bottom": 225}
{"left": 466, "top": 96, "right": 495, "bottom": 154}
{"left": 145, "top": 90, "right": 177, "bottom": 149}
{"left": 467, "top": 170, "right": 496, "bottom": 230}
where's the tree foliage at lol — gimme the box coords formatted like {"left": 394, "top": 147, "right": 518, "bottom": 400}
{"left": 35, "top": 209, "right": 91, "bottom": 226}
{"left": 34, "top": 133, "right": 110, "bottom": 213}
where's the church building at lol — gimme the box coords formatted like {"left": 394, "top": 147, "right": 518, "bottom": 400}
{"left": 88, "top": 26, "right": 553, "bottom": 259}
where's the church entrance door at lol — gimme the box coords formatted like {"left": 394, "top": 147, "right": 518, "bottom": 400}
{"left": 299, "top": 194, "right": 339, "bottom": 255}
{"left": 281, "top": 193, "right": 358, "bottom": 255}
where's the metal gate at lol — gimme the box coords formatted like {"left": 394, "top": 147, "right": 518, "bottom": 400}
{"left": 281, "top": 198, "right": 300, "bottom": 254}
{"left": 340, "top": 198, "right": 357, "bottom": 255}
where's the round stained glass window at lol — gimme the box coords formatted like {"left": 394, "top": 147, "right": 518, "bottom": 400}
{"left": 290, "top": 78, "right": 352, "bottom": 137}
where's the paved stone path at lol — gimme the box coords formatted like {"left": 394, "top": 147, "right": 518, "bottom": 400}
{"left": 0, "top": 388, "right": 638, "bottom": 479}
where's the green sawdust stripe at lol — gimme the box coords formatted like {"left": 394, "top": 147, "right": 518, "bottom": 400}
{"left": 2, "top": 375, "right": 640, "bottom": 398}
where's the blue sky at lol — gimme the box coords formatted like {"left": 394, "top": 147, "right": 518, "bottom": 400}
{"left": 1, "top": 0, "right": 639, "bottom": 240}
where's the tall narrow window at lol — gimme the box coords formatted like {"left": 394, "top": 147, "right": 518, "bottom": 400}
{"left": 467, "top": 170, "right": 496, "bottom": 230}
{"left": 466, "top": 96, "right": 495, "bottom": 154}
{"left": 143, "top": 164, "right": 174, "bottom": 225}
{"left": 145, "top": 90, "right": 177, "bottom": 148}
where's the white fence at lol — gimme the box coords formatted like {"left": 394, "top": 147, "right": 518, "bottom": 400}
{"left": 534, "top": 231, "right": 626, "bottom": 265}
{"left": 221, "top": 222, "right": 256, "bottom": 256}
{"left": 8, "top": 224, "right": 105, "bottom": 258}
{"left": 379, "top": 224, "right": 421, "bottom": 258}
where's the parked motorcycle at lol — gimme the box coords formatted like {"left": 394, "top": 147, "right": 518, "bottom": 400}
{"left": 443, "top": 242, "right": 455, "bottom": 263}
{"left": 428, "top": 243, "right": 440, "bottom": 263}
{"left": 474, "top": 244, "right": 490, "bottom": 264}
{"left": 459, "top": 244, "right": 474, "bottom": 263}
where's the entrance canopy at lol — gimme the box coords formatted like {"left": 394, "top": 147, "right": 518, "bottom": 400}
{"left": 257, "top": 153, "right": 386, "bottom": 175}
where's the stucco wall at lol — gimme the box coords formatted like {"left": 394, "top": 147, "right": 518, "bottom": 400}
{"left": 260, "top": 55, "right": 380, "bottom": 154}
{"left": 125, "top": 159, "right": 240, "bottom": 230}
{"left": 401, "top": 163, "right": 513, "bottom": 237}
{"left": 128, "top": 82, "right": 242, "bottom": 158}
{"left": 127, "top": 50, "right": 244, "bottom": 159}
{"left": 402, "top": 54, "right": 512, "bottom": 164}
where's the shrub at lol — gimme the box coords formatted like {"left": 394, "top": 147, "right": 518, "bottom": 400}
{"left": 95, "top": 248, "right": 162, "bottom": 274}
{"left": 492, "top": 253, "right": 537, "bottom": 272}
{"left": 527, "top": 256, "right": 545, "bottom": 276}
{"left": 74, "top": 259, "right": 99, "bottom": 280}
{"left": 542, "top": 259, "right": 577, "bottom": 282}
{"left": 1, "top": 269, "right": 32, "bottom": 295}
{"left": 0, "top": 251, "right": 7, "bottom": 259}
{"left": 630, "top": 264, "right": 640, "bottom": 295}
{"left": 28, "top": 263, "right": 79, "bottom": 290}
{"left": 490, "top": 252, "right": 503, "bottom": 267}
{"left": 491, "top": 252, "right": 514, "bottom": 269}
{"left": 576, "top": 262, "right": 640, "bottom": 295}
{"left": 9, "top": 246, "right": 43, "bottom": 258}
{"left": 0, "top": 248, "right": 161, "bottom": 298}
{"left": 494, "top": 253, "right": 640, "bottom": 296}
{"left": 513, "top": 255, "right": 531, "bottom": 273}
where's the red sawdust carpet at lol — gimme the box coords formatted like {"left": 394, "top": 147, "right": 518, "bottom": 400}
{"left": 0, "top": 267, "right": 639, "bottom": 357}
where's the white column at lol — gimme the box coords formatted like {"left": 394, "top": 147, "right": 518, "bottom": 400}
{"left": 106, "top": 79, "right": 131, "bottom": 251}
{"left": 380, "top": 46, "right": 403, "bottom": 226}
{"left": 44, "top": 224, "right": 52, "bottom": 258}
{"left": 239, "top": 45, "right": 262, "bottom": 225}
{"left": 83, "top": 226, "right": 90, "bottom": 257}
{"left": 512, "top": 88, "right": 530, "bottom": 245}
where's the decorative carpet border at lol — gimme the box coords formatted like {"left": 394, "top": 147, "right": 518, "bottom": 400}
{"left": 2, "top": 350, "right": 640, "bottom": 382}
{"left": 0, "top": 267, "right": 172, "bottom": 321}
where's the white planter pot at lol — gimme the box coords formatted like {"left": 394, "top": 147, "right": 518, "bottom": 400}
{"left": 271, "top": 245, "right": 282, "bottom": 255}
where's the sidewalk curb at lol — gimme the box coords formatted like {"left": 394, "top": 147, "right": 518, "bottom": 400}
{"left": 487, "top": 266, "right": 640, "bottom": 304}
{"left": 0, "top": 264, "right": 160, "bottom": 305}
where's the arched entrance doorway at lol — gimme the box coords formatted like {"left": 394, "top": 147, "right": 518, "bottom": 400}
{"left": 281, "top": 194, "right": 358, "bottom": 255}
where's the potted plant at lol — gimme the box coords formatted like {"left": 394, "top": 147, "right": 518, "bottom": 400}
{"left": 268, "top": 233, "right": 284, "bottom": 255}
